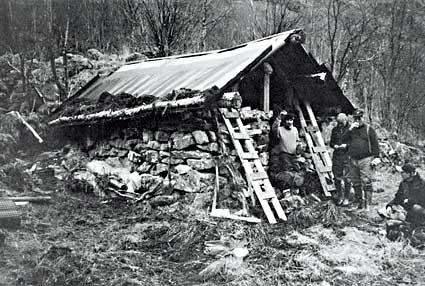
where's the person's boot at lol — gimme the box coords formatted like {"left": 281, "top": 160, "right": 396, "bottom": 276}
{"left": 342, "top": 182, "right": 352, "bottom": 206}
{"left": 353, "top": 186, "right": 364, "bottom": 210}
{"left": 334, "top": 179, "right": 343, "bottom": 205}
{"left": 364, "top": 184, "right": 374, "bottom": 206}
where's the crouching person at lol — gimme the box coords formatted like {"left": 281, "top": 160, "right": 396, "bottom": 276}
{"left": 379, "top": 164, "right": 425, "bottom": 241}
{"left": 270, "top": 111, "right": 304, "bottom": 195}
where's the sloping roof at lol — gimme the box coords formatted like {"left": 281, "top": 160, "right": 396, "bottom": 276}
{"left": 49, "top": 29, "right": 353, "bottom": 126}
{"left": 75, "top": 29, "right": 302, "bottom": 103}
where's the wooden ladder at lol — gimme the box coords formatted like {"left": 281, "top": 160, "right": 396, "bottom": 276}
{"left": 295, "top": 101, "right": 335, "bottom": 197}
{"left": 219, "top": 107, "right": 287, "bottom": 224}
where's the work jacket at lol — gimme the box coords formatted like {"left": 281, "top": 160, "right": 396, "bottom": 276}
{"left": 330, "top": 123, "right": 350, "bottom": 161}
{"left": 344, "top": 124, "right": 379, "bottom": 160}
{"left": 388, "top": 173, "right": 425, "bottom": 210}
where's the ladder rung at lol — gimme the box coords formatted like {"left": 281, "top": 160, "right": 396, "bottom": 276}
{"left": 306, "top": 126, "right": 319, "bottom": 133}
{"left": 241, "top": 153, "right": 259, "bottom": 160}
{"left": 327, "top": 185, "right": 336, "bottom": 191}
{"left": 313, "top": 146, "right": 327, "bottom": 153}
{"left": 251, "top": 172, "right": 269, "bottom": 181}
{"left": 259, "top": 191, "right": 276, "bottom": 200}
{"left": 247, "top": 129, "right": 262, "bottom": 136}
{"left": 233, "top": 133, "right": 250, "bottom": 140}
{"left": 224, "top": 111, "right": 240, "bottom": 119}
{"left": 318, "top": 165, "right": 332, "bottom": 173}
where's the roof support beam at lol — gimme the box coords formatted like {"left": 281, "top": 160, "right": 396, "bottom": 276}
{"left": 263, "top": 62, "right": 273, "bottom": 113}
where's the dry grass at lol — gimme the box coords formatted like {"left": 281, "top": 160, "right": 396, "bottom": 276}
{"left": 1, "top": 168, "right": 425, "bottom": 286}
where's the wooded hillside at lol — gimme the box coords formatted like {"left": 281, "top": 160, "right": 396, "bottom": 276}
{"left": 0, "top": 0, "right": 424, "bottom": 143}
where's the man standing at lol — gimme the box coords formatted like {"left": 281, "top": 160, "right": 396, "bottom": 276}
{"left": 270, "top": 111, "right": 303, "bottom": 192}
{"left": 330, "top": 113, "right": 351, "bottom": 206}
{"left": 344, "top": 109, "right": 380, "bottom": 209}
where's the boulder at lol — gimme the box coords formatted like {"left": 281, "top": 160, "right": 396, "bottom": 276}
{"left": 147, "top": 140, "right": 161, "bottom": 150}
{"left": 161, "top": 157, "right": 184, "bottom": 165}
{"left": 197, "top": 142, "right": 220, "bottom": 153}
{"left": 87, "top": 48, "right": 104, "bottom": 60}
{"left": 192, "top": 130, "right": 209, "bottom": 145}
{"left": 173, "top": 133, "right": 195, "bottom": 150}
{"left": 142, "top": 130, "right": 154, "bottom": 143}
{"left": 137, "top": 162, "right": 152, "bottom": 173}
{"left": 173, "top": 164, "right": 192, "bottom": 175}
{"left": 172, "top": 150, "right": 213, "bottom": 160}
{"left": 125, "top": 139, "right": 143, "bottom": 149}
{"left": 208, "top": 131, "right": 217, "bottom": 142}
{"left": 173, "top": 170, "right": 202, "bottom": 193}
{"left": 187, "top": 158, "right": 215, "bottom": 170}
{"left": 145, "top": 150, "right": 159, "bottom": 163}
{"left": 151, "top": 163, "right": 168, "bottom": 176}
{"left": 134, "top": 142, "right": 148, "bottom": 153}
{"left": 155, "top": 130, "right": 170, "bottom": 142}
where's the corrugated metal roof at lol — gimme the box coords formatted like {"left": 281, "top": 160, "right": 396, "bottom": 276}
{"left": 77, "top": 29, "right": 302, "bottom": 102}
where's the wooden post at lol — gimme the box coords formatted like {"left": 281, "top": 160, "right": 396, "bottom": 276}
{"left": 263, "top": 62, "right": 273, "bottom": 112}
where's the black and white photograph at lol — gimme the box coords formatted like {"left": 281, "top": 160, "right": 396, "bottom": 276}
{"left": 0, "top": 0, "right": 424, "bottom": 285}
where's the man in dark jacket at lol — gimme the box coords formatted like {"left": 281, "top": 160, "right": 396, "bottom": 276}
{"left": 330, "top": 113, "right": 351, "bottom": 206}
{"left": 386, "top": 164, "right": 425, "bottom": 226}
{"left": 343, "top": 109, "right": 380, "bottom": 209}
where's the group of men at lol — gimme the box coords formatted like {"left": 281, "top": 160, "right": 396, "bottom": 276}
{"left": 330, "top": 109, "right": 380, "bottom": 209}
{"left": 271, "top": 107, "right": 425, "bottom": 233}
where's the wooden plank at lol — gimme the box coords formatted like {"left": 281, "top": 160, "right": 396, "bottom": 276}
{"left": 247, "top": 129, "right": 262, "bottom": 136}
{"left": 263, "top": 72, "right": 270, "bottom": 112}
{"left": 318, "top": 165, "right": 332, "bottom": 173}
{"left": 210, "top": 209, "right": 262, "bottom": 223}
{"left": 219, "top": 107, "right": 285, "bottom": 223}
{"left": 270, "top": 197, "right": 288, "bottom": 221}
{"left": 224, "top": 111, "right": 240, "bottom": 119}
{"left": 296, "top": 103, "right": 332, "bottom": 197}
{"left": 306, "top": 125, "right": 319, "bottom": 133}
{"left": 241, "top": 152, "right": 259, "bottom": 160}
{"left": 312, "top": 146, "right": 327, "bottom": 153}
{"left": 252, "top": 182, "right": 277, "bottom": 224}
{"left": 233, "top": 132, "right": 250, "bottom": 140}
{"left": 305, "top": 102, "right": 333, "bottom": 167}
{"left": 251, "top": 172, "right": 269, "bottom": 181}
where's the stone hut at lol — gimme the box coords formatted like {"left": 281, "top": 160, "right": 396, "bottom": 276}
{"left": 48, "top": 29, "right": 354, "bottom": 220}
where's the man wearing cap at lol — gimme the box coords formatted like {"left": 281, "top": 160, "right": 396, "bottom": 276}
{"left": 270, "top": 111, "right": 304, "bottom": 192}
{"left": 385, "top": 164, "right": 425, "bottom": 226}
{"left": 343, "top": 109, "right": 380, "bottom": 209}
{"left": 330, "top": 113, "right": 352, "bottom": 206}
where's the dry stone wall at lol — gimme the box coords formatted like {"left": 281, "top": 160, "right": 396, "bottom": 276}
{"left": 66, "top": 107, "right": 273, "bottom": 202}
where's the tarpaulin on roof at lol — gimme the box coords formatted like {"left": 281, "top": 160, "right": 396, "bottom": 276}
{"left": 76, "top": 29, "right": 302, "bottom": 102}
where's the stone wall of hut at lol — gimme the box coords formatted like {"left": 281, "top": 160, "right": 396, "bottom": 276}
{"left": 62, "top": 107, "right": 273, "bottom": 203}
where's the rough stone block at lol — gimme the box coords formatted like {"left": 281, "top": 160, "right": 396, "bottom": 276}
{"left": 172, "top": 170, "right": 202, "bottom": 193}
{"left": 145, "top": 150, "right": 159, "bottom": 163}
{"left": 173, "top": 133, "right": 195, "bottom": 150}
{"left": 172, "top": 150, "right": 213, "bottom": 160}
{"left": 126, "top": 139, "right": 143, "bottom": 149}
{"left": 151, "top": 163, "right": 168, "bottom": 175}
{"left": 208, "top": 131, "right": 217, "bottom": 142}
{"left": 147, "top": 141, "right": 161, "bottom": 150}
{"left": 142, "top": 130, "right": 154, "bottom": 143}
{"left": 173, "top": 164, "right": 192, "bottom": 175}
{"left": 187, "top": 158, "right": 215, "bottom": 170}
{"left": 137, "top": 162, "right": 152, "bottom": 173}
{"left": 160, "top": 143, "right": 169, "bottom": 151}
{"left": 197, "top": 142, "right": 220, "bottom": 153}
{"left": 161, "top": 157, "right": 184, "bottom": 165}
{"left": 192, "top": 130, "right": 209, "bottom": 145}
{"left": 155, "top": 130, "right": 170, "bottom": 142}
{"left": 134, "top": 143, "right": 148, "bottom": 153}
